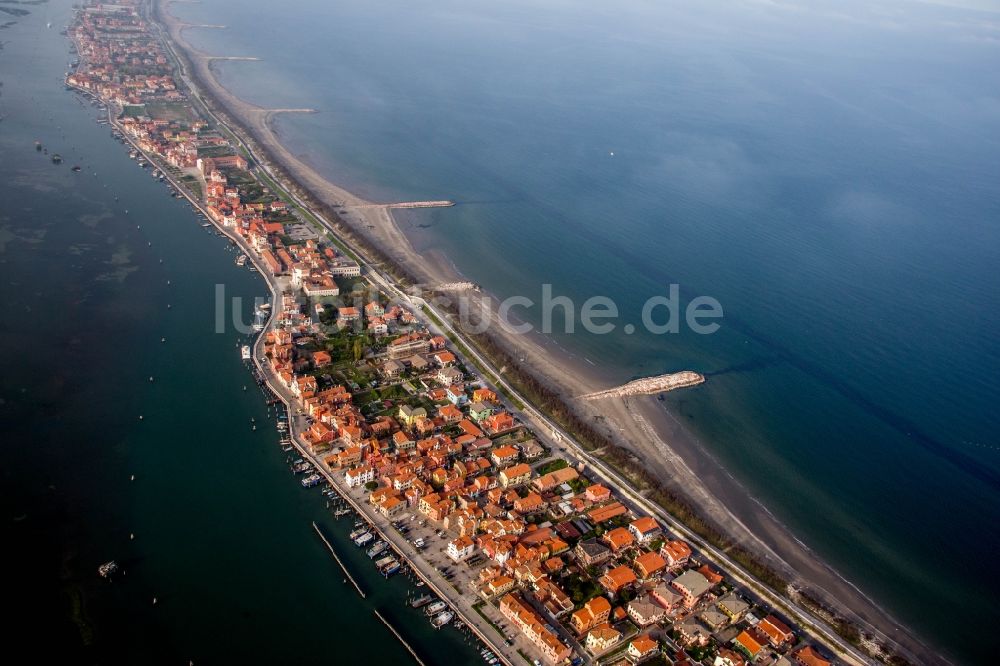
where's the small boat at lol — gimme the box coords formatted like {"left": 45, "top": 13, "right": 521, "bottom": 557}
{"left": 374, "top": 555, "right": 395, "bottom": 570}
{"left": 425, "top": 601, "right": 447, "bottom": 616}
{"left": 333, "top": 509, "right": 351, "bottom": 517}
{"left": 97, "top": 561, "right": 119, "bottom": 578}
{"left": 301, "top": 473, "right": 323, "bottom": 488}
{"left": 35, "top": 141, "right": 42, "bottom": 151}
{"left": 241, "top": 345, "right": 251, "bottom": 360}
{"left": 71, "top": 165, "right": 81, "bottom": 172}
{"left": 410, "top": 594, "right": 433, "bottom": 608}
{"left": 431, "top": 611, "right": 453, "bottom": 628}
{"left": 236, "top": 254, "right": 247, "bottom": 266}
{"left": 51, "top": 154, "right": 62, "bottom": 164}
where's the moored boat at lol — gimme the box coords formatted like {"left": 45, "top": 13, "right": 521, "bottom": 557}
{"left": 410, "top": 593, "right": 433, "bottom": 608}
{"left": 424, "top": 601, "right": 447, "bottom": 616}
{"left": 431, "top": 611, "right": 453, "bottom": 628}
{"left": 301, "top": 473, "right": 323, "bottom": 488}
{"left": 97, "top": 560, "right": 119, "bottom": 578}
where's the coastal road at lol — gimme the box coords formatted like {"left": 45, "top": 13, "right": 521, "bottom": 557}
{"left": 143, "top": 5, "right": 882, "bottom": 663}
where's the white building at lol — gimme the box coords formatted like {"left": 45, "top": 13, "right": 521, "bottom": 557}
{"left": 345, "top": 465, "right": 375, "bottom": 488}
{"left": 447, "top": 535, "right": 476, "bottom": 562}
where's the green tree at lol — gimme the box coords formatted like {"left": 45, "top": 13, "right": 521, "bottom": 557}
{"left": 352, "top": 338, "right": 364, "bottom": 362}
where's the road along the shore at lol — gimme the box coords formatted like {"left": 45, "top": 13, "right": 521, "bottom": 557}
{"left": 121, "top": 3, "right": 913, "bottom": 662}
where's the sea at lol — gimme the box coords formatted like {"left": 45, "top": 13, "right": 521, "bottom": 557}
{"left": 2, "top": 0, "right": 998, "bottom": 663}
{"left": 0, "top": 2, "right": 485, "bottom": 663}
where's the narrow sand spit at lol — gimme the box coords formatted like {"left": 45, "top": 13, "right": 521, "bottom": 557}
{"left": 156, "top": 3, "right": 938, "bottom": 661}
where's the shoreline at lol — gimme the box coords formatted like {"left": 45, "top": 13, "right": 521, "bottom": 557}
{"left": 151, "top": 2, "right": 942, "bottom": 663}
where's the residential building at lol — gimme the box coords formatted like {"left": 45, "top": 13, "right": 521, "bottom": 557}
{"left": 660, "top": 539, "right": 692, "bottom": 568}
{"left": 586, "top": 624, "right": 622, "bottom": 653}
{"left": 570, "top": 596, "right": 611, "bottom": 634}
{"left": 499, "top": 463, "right": 531, "bottom": 488}
{"left": 600, "top": 565, "right": 638, "bottom": 595}
{"left": 575, "top": 538, "right": 612, "bottom": 567}
{"left": 633, "top": 551, "right": 667, "bottom": 579}
{"left": 627, "top": 597, "right": 666, "bottom": 627}
{"left": 717, "top": 592, "right": 750, "bottom": 623}
{"left": 447, "top": 535, "right": 476, "bottom": 562}
{"left": 628, "top": 516, "right": 661, "bottom": 544}
{"left": 671, "top": 569, "right": 712, "bottom": 608}
{"left": 628, "top": 635, "right": 660, "bottom": 663}
{"left": 756, "top": 615, "right": 795, "bottom": 647}
{"left": 345, "top": 465, "right": 375, "bottom": 488}
{"left": 793, "top": 646, "right": 832, "bottom": 666}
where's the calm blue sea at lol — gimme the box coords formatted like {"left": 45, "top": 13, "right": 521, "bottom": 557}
{"left": 180, "top": 0, "right": 998, "bottom": 661}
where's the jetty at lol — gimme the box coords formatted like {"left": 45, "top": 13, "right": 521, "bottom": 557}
{"left": 579, "top": 370, "right": 705, "bottom": 400}
{"left": 350, "top": 200, "right": 454, "bottom": 210}
{"left": 312, "top": 521, "right": 366, "bottom": 598}
{"left": 374, "top": 608, "right": 427, "bottom": 666}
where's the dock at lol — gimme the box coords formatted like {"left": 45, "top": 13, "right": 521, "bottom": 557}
{"left": 312, "top": 521, "right": 366, "bottom": 599}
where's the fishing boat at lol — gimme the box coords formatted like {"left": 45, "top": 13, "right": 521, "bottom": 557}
{"left": 367, "top": 541, "right": 388, "bottom": 559}
{"left": 349, "top": 527, "right": 369, "bottom": 540}
{"left": 333, "top": 508, "right": 351, "bottom": 517}
{"left": 424, "top": 601, "right": 447, "bottom": 616}
{"left": 431, "top": 611, "right": 453, "bottom": 628}
{"left": 241, "top": 345, "right": 251, "bottom": 360}
{"left": 354, "top": 532, "right": 374, "bottom": 547}
{"left": 410, "top": 594, "right": 433, "bottom": 608}
{"left": 382, "top": 561, "right": 400, "bottom": 577}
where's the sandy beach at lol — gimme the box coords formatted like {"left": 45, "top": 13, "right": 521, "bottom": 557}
{"left": 155, "top": 2, "right": 940, "bottom": 661}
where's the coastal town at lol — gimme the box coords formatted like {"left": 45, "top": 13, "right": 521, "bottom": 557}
{"left": 62, "top": 2, "right": 850, "bottom": 666}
